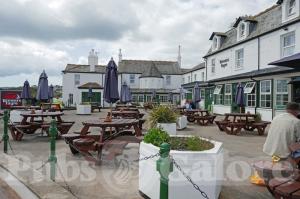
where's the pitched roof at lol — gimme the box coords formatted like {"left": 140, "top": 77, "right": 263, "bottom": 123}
{"left": 204, "top": 4, "right": 300, "bottom": 57}
{"left": 63, "top": 64, "right": 106, "bottom": 73}
{"left": 182, "top": 62, "right": 206, "bottom": 74}
{"left": 140, "top": 63, "right": 163, "bottom": 78}
{"left": 233, "top": 16, "right": 257, "bottom": 28}
{"left": 209, "top": 32, "right": 227, "bottom": 40}
{"left": 118, "top": 60, "right": 183, "bottom": 75}
{"left": 78, "top": 82, "right": 103, "bottom": 89}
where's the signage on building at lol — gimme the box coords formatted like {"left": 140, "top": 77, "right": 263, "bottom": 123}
{"left": 220, "top": 59, "right": 229, "bottom": 67}
{"left": 0, "top": 91, "right": 22, "bottom": 109}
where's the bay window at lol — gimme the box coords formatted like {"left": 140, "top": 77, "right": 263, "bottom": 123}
{"left": 260, "top": 80, "right": 272, "bottom": 108}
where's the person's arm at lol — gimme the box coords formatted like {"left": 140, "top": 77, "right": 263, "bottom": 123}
{"left": 295, "top": 120, "right": 300, "bottom": 142}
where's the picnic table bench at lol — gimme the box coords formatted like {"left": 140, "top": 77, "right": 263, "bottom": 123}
{"left": 62, "top": 118, "right": 142, "bottom": 163}
{"left": 215, "top": 113, "right": 270, "bottom": 135}
{"left": 253, "top": 143, "right": 300, "bottom": 198}
{"left": 91, "top": 102, "right": 102, "bottom": 112}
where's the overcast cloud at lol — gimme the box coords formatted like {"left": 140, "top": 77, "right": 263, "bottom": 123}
{"left": 0, "top": 0, "right": 275, "bottom": 86}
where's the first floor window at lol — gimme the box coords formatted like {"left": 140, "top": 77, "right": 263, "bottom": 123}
{"left": 166, "top": 75, "right": 171, "bottom": 85}
{"left": 194, "top": 74, "right": 197, "bottom": 81}
{"left": 211, "top": 59, "right": 216, "bottom": 73}
{"left": 130, "top": 74, "right": 135, "bottom": 84}
{"left": 201, "top": 72, "right": 205, "bottom": 81}
{"left": 281, "top": 31, "right": 295, "bottom": 57}
{"left": 235, "top": 49, "right": 244, "bottom": 69}
{"left": 224, "top": 84, "right": 232, "bottom": 105}
{"left": 74, "top": 74, "right": 80, "bottom": 85}
{"left": 276, "top": 79, "right": 289, "bottom": 108}
{"left": 260, "top": 80, "right": 272, "bottom": 108}
{"left": 244, "top": 82, "right": 256, "bottom": 107}
{"left": 188, "top": 76, "right": 191, "bottom": 83}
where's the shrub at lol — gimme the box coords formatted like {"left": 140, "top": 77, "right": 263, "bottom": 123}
{"left": 143, "top": 128, "right": 170, "bottom": 147}
{"left": 255, "top": 112, "right": 262, "bottom": 122}
{"left": 149, "top": 105, "right": 179, "bottom": 127}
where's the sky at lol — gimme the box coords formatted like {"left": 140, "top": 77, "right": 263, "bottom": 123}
{"left": 0, "top": 0, "right": 275, "bottom": 87}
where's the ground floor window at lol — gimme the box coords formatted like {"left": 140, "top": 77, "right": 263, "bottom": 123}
{"left": 200, "top": 89, "right": 205, "bottom": 99}
{"left": 244, "top": 82, "right": 256, "bottom": 107}
{"left": 138, "top": 95, "right": 144, "bottom": 102}
{"left": 214, "top": 85, "right": 223, "bottom": 105}
{"left": 260, "top": 80, "right": 272, "bottom": 108}
{"left": 146, "top": 95, "right": 152, "bottom": 102}
{"left": 159, "top": 95, "right": 168, "bottom": 103}
{"left": 68, "top": 93, "right": 73, "bottom": 105}
{"left": 224, "top": 84, "right": 232, "bottom": 105}
{"left": 132, "top": 95, "right": 138, "bottom": 102}
{"left": 276, "top": 79, "right": 289, "bottom": 109}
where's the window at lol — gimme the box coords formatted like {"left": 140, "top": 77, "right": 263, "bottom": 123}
{"left": 244, "top": 82, "right": 256, "bottom": 107}
{"left": 138, "top": 95, "right": 144, "bottom": 102}
{"left": 201, "top": 72, "right": 205, "bottom": 81}
{"left": 132, "top": 95, "right": 138, "bottom": 102}
{"left": 213, "top": 37, "right": 218, "bottom": 50}
{"left": 68, "top": 93, "right": 73, "bottom": 105}
{"left": 159, "top": 95, "right": 168, "bottom": 103}
{"left": 166, "top": 75, "right": 171, "bottom": 85}
{"left": 224, "top": 84, "right": 232, "bottom": 105}
{"left": 211, "top": 59, "right": 216, "bottom": 73}
{"left": 130, "top": 74, "right": 135, "bottom": 84}
{"left": 200, "top": 89, "right": 205, "bottom": 99}
{"left": 214, "top": 85, "right": 223, "bottom": 105}
{"left": 182, "top": 77, "right": 185, "bottom": 84}
{"left": 235, "top": 49, "right": 244, "bottom": 69}
{"left": 281, "top": 32, "right": 295, "bottom": 57}
{"left": 74, "top": 74, "right": 80, "bottom": 85}
{"left": 194, "top": 74, "right": 197, "bottom": 81}
{"left": 260, "top": 80, "right": 272, "bottom": 108}
{"left": 146, "top": 95, "right": 152, "bottom": 102}
{"left": 239, "top": 23, "right": 246, "bottom": 37}
{"left": 276, "top": 80, "right": 289, "bottom": 109}
{"left": 188, "top": 76, "right": 191, "bottom": 83}
{"left": 288, "top": 0, "right": 296, "bottom": 16}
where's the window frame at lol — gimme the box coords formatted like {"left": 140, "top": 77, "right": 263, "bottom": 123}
{"left": 244, "top": 82, "right": 256, "bottom": 94}
{"left": 275, "top": 79, "right": 289, "bottom": 109}
{"left": 260, "top": 80, "right": 272, "bottom": 108}
{"left": 166, "top": 75, "right": 171, "bottom": 85}
{"left": 281, "top": 31, "right": 295, "bottom": 58}
{"left": 194, "top": 74, "right": 197, "bottom": 81}
{"left": 288, "top": 0, "right": 296, "bottom": 16}
{"left": 129, "top": 74, "right": 135, "bottom": 84}
{"left": 211, "top": 58, "right": 216, "bottom": 73}
{"left": 74, "top": 74, "right": 80, "bottom": 85}
{"left": 239, "top": 23, "right": 246, "bottom": 37}
{"left": 224, "top": 84, "right": 232, "bottom": 106}
{"left": 235, "top": 49, "right": 244, "bottom": 69}
{"left": 213, "top": 85, "right": 223, "bottom": 95}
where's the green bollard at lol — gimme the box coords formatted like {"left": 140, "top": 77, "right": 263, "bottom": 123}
{"left": 157, "top": 143, "right": 173, "bottom": 199}
{"left": 49, "top": 119, "right": 57, "bottom": 181}
{"left": 3, "top": 111, "right": 9, "bottom": 154}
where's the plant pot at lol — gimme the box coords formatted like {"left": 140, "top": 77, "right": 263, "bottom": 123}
{"left": 177, "top": 116, "right": 187, "bottom": 130}
{"left": 157, "top": 123, "right": 176, "bottom": 135}
{"left": 139, "top": 136, "right": 223, "bottom": 199}
{"left": 76, "top": 104, "right": 91, "bottom": 115}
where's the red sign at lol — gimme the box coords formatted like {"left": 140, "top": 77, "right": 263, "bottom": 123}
{"left": 1, "top": 91, "right": 22, "bottom": 109}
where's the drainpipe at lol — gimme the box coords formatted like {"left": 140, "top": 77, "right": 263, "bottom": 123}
{"left": 258, "top": 37, "right": 261, "bottom": 71}
{"left": 250, "top": 76, "right": 258, "bottom": 114}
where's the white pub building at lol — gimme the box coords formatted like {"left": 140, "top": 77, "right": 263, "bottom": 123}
{"left": 201, "top": 0, "right": 300, "bottom": 121}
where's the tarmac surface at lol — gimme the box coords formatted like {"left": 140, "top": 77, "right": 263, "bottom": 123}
{"left": 0, "top": 109, "right": 273, "bottom": 199}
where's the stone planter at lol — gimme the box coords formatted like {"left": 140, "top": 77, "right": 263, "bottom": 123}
{"left": 139, "top": 136, "right": 223, "bottom": 199}
{"left": 157, "top": 123, "right": 176, "bottom": 135}
{"left": 76, "top": 104, "right": 91, "bottom": 115}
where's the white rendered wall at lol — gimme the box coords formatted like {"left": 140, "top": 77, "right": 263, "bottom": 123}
{"left": 140, "top": 77, "right": 163, "bottom": 89}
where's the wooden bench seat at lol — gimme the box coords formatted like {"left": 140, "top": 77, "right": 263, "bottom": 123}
{"left": 195, "top": 115, "right": 215, "bottom": 126}
{"left": 251, "top": 121, "right": 271, "bottom": 135}
{"left": 215, "top": 120, "right": 229, "bottom": 131}
{"left": 223, "top": 122, "right": 245, "bottom": 135}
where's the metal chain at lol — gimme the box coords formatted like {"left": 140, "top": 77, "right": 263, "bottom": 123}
{"left": 135, "top": 152, "right": 160, "bottom": 162}
{"left": 35, "top": 160, "right": 50, "bottom": 171}
{"left": 56, "top": 162, "right": 80, "bottom": 199}
{"left": 171, "top": 157, "right": 209, "bottom": 199}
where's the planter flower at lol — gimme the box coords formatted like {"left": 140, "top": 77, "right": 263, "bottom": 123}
{"left": 149, "top": 105, "right": 179, "bottom": 135}
{"left": 139, "top": 128, "right": 223, "bottom": 199}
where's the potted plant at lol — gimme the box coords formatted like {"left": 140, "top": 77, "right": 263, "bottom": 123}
{"left": 149, "top": 105, "right": 178, "bottom": 135}
{"left": 139, "top": 128, "right": 223, "bottom": 199}
{"left": 76, "top": 102, "right": 92, "bottom": 115}
{"left": 254, "top": 112, "right": 262, "bottom": 123}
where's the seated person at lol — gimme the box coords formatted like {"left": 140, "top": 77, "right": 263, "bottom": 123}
{"left": 263, "top": 102, "right": 300, "bottom": 159}
{"left": 185, "top": 100, "right": 191, "bottom": 110}
{"left": 52, "top": 95, "right": 64, "bottom": 108}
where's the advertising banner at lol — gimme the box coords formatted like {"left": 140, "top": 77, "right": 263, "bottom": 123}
{"left": 0, "top": 90, "right": 22, "bottom": 109}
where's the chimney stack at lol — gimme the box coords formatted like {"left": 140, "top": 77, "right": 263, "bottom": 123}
{"left": 88, "top": 49, "right": 98, "bottom": 72}
{"left": 118, "top": 49, "right": 122, "bottom": 63}
{"left": 177, "top": 45, "right": 182, "bottom": 68}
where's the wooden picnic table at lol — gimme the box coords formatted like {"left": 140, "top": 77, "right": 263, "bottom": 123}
{"left": 20, "top": 111, "right": 64, "bottom": 124}
{"left": 115, "top": 107, "right": 139, "bottom": 112}
{"left": 63, "top": 118, "right": 142, "bottom": 162}
{"left": 116, "top": 104, "right": 136, "bottom": 109}
{"left": 215, "top": 113, "right": 270, "bottom": 135}
{"left": 10, "top": 106, "right": 41, "bottom": 110}
{"left": 112, "top": 110, "right": 144, "bottom": 119}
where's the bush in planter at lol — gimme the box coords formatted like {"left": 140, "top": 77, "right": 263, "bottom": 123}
{"left": 149, "top": 105, "right": 179, "bottom": 128}
{"left": 144, "top": 128, "right": 214, "bottom": 151}
{"left": 255, "top": 112, "right": 262, "bottom": 122}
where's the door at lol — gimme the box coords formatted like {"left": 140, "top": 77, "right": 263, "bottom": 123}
{"left": 82, "top": 92, "right": 101, "bottom": 103}
{"left": 231, "top": 83, "right": 239, "bottom": 113}
{"left": 205, "top": 87, "right": 214, "bottom": 110}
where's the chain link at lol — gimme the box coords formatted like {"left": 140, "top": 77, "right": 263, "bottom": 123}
{"left": 171, "top": 157, "right": 209, "bottom": 199}
{"left": 135, "top": 152, "right": 160, "bottom": 162}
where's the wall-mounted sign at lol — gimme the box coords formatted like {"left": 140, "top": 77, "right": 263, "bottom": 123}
{"left": 220, "top": 59, "right": 229, "bottom": 68}
{"left": 1, "top": 91, "right": 22, "bottom": 109}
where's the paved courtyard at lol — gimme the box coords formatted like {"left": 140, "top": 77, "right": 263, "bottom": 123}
{"left": 0, "top": 109, "right": 273, "bottom": 199}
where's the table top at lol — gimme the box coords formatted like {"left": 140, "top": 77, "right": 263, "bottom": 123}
{"left": 21, "top": 111, "right": 64, "bottom": 117}
{"left": 112, "top": 110, "right": 139, "bottom": 114}
{"left": 116, "top": 104, "right": 136, "bottom": 108}
{"left": 225, "top": 113, "right": 256, "bottom": 117}
{"left": 83, "top": 118, "right": 139, "bottom": 127}
{"left": 10, "top": 106, "right": 41, "bottom": 110}
{"left": 185, "top": 109, "right": 208, "bottom": 112}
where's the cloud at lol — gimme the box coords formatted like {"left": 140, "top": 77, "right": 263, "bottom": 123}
{"left": 0, "top": 0, "right": 276, "bottom": 86}
{"left": 0, "top": 0, "right": 140, "bottom": 41}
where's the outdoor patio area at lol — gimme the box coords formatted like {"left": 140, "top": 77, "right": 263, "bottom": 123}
{"left": 0, "top": 109, "right": 272, "bottom": 199}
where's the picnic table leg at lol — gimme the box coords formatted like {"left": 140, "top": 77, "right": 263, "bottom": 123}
{"left": 133, "top": 124, "right": 142, "bottom": 137}
{"left": 97, "top": 133, "right": 104, "bottom": 164}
